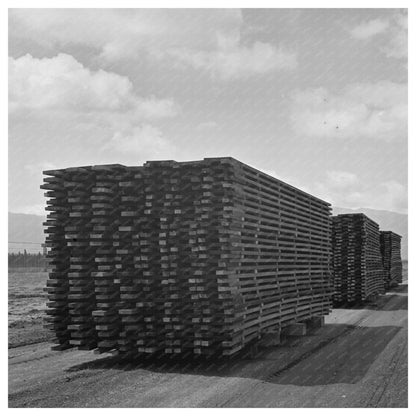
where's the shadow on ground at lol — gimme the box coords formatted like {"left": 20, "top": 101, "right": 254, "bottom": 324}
{"left": 387, "top": 284, "right": 408, "bottom": 294}
{"left": 266, "top": 325, "right": 401, "bottom": 386}
{"left": 66, "top": 322, "right": 402, "bottom": 387}
{"left": 363, "top": 284, "right": 408, "bottom": 312}
{"left": 370, "top": 295, "right": 408, "bottom": 311}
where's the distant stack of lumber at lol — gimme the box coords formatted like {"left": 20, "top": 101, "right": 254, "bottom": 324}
{"left": 331, "top": 213, "right": 385, "bottom": 304}
{"left": 380, "top": 231, "right": 403, "bottom": 288}
{"left": 42, "top": 157, "right": 333, "bottom": 357}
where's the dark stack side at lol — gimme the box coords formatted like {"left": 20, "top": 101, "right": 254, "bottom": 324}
{"left": 42, "top": 170, "right": 71, "bottom": 350}
{"left": 331, "top": 213, "right": 385, "bottom": 304}
{"left": 380, "top": 231, "right": 403, "bottom": 288}
{"left": 228, "top": 160, "right": 333, "bottom": 353}
{"left": 43, "top": 157, "right": 333, "bottom": 357}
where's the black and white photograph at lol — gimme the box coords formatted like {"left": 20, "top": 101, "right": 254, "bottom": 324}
{"left": 6, "top": 4, "right": 409, "bottom": 408}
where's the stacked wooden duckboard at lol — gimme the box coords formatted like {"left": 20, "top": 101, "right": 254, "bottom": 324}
{"left": 380, "top": 231, "right": 403, "bottom": 288}
{"left": 331, "top": 214, "right": 385, "bottom": 304}
{"left": 42, "top": 157, "right": 333, "bottom": 357}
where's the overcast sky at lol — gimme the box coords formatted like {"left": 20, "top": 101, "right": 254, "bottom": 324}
{"left": 8, "top": 8, "right": 408, "bottom": 215}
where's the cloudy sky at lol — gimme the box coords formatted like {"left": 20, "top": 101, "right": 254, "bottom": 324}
{"left": 8, "top": 8, "right": 407, "bottom": 215}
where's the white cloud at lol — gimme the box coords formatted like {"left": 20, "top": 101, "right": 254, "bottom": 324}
{"left": 168, "top": 38, "right": 297, "bottom": 80}
{"left": 196, "top": 121, "right": 219, "bottom": 131}
{"left": 349, "top": 11, "right": 407, "bottom": 59}
{"left": 9, "top": 53, "right": 178, "bottom": 118}
{"left": 9, "top": 9, "right": 297, "bottom": 79}
{"left": 9, "top": 9, "right": 241, "bottom": 56}
{"left": 25, "top": 161, "right": 58, "bottom": 174}
{"left": 103, "top": 124, "right": 175, "bottom": 158}
{"left": 383, "top": 12, "right": 408, "bottom": 59}
{"left": 350, "top": 18, "right": 389, "bottom": 39}
{"left": 376, "top": 180, "right": 407, "bottom": 213}
{"left": 311, "top": 172, "right": 407, "bottom": 214}
{"left": 289, "top": 81, "right": 407, "bottom": 141}
{"left": 326, "top": 171, "right": 358, "bottom": 188}
{"left": 9, "top": 53, "right": 179, "bottom": 158}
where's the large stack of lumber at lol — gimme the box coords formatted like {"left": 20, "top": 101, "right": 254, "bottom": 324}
{"left": 331, "top": 213, "right": 385, "bottom": 304}
{"left": 380, "top": 231, "right": 403, "bottom": 288}
{"left": 42, "top": 157, "right": 333, "bottom": 357}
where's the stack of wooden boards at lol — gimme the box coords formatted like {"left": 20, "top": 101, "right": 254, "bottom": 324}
{"left": 42, "top": 157, "right": 333, "bottom": 357}
{"left": 380, "top": 231, "right": 403, "bottom": 288}
{"left": 331, "top": 213, "right": 385, "bottom": 304}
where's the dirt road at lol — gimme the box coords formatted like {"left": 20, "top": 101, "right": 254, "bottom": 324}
{"left": 9, "top": 284, "right": 407, "bottom": 408}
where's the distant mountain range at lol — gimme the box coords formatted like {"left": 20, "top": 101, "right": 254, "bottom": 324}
{"left": 9, "top": 207, "right": 408, "bottom": 259}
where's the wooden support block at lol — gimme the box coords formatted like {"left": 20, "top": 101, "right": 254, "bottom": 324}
{"left": 366, "top": 293, "right": 379, "bottom": 303}
{"left": 259, "top": 330, "right": 281, "bottom": 347}
{"left": 248, "top": 343, "right": 259, "bottom": 359}
{"left": 307, "top": 316, "right": 324, "bottom": 329}
{"left": 283, "top": 323, "right": 307, "bottom": 337}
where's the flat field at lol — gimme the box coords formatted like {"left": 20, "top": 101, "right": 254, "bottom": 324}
{"left": 8, "top": 268, "right": 52, "bottom": 348}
